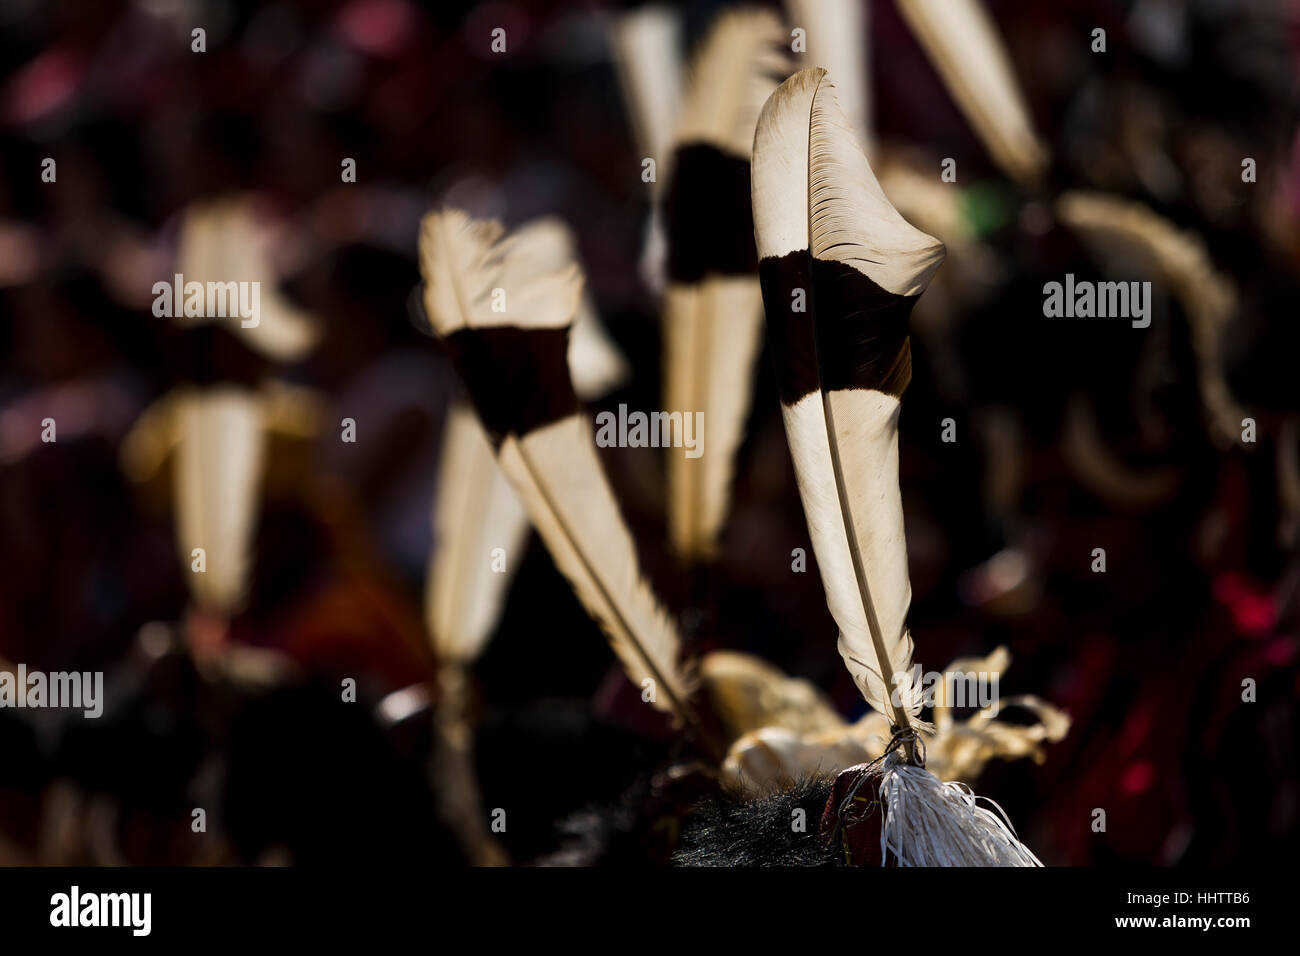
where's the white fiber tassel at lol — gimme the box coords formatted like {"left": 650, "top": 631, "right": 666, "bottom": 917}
{"left": 875, "top": 752, "right": 1041, "bottom": 867}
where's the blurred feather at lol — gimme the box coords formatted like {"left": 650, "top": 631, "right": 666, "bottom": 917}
{"left": 664, "top": 8, "right": 788, "bottom": 560}
{"left": 609, "top": 5, "right": 684, "bottom": 178}
{"left": 425, "top": 403, "right": 531, "bottom": 665}
{"left": 172, "top": 387, "right": 265, "bottom": 615}
{"left": 419, "top": 209, "right": 697, "bottom": 726}
{"left": 175, "top": 198, "right": 320, "bottom": 363}
{"left": 119, "top": 380, "right": 322, "bottom": 501}
{"left": 609, "top": 5, "right": 684, "bottom": 295}
{"left": 785, "top": 0, "right": 870, "bottom": 154}
{"left": 895, "top": 0, "right": 1047, "bottom": 188}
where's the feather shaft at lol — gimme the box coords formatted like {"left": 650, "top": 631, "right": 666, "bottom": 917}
{"left": 419, "top": 210, "right": 701, "bottom": 737}
{"left": 752, "top": 68, "right": 944, "bottom": 739}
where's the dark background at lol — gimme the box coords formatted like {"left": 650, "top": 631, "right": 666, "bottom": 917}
{"left": 0, "top": 0, "right": 1297, "bottom": 866}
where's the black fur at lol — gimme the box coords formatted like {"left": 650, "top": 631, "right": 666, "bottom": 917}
{"left": 672, "top": 778, "right": 842, "bottom": 867}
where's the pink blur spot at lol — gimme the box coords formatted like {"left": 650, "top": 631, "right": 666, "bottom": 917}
{"left": 1213, "top": 572, "right": 1276, "bottom": 637}
{"left": 3, "top": 47, "right": 84, "bottom": 125}
{"left": 1121, "top": 760, "right": 1156, "bottom": 795}
{"left": 333, "top": 0, "right": 417, "bottom": 59}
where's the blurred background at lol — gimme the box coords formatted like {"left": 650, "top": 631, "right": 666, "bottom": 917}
{"left": 0, "top": 0, "right": 1297, "bottom": 866}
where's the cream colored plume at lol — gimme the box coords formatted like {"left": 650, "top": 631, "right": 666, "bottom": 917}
{"left": 425, "top": 404, "right": 531, "bottom": 665}
{"left": 172, "top": 387, "right": 266, "bottom": 614}
{"left": 120, "top": 382, "right": 323, "bottom": 614}
{"left": 673, "top": 8, "right": 790, "bottom": 158}
{"left": 419, "top": 209, "right": 695, "bottom": 723}
{"left": 609, "top": 5, "right": 684, "bottom": 295}
{"left": 423, "top": 217, "right": 627, "bottom": 661}
{"left": 664, "top": 8, "right": 788, "bottom": 560}
{"left": 508, "top": 217, "right": 630, "bottom": 401}
{"left": 785, "top": 0, "right": 871, "bottom": 154}
{"left": 174, "top": 198, "right": 319, "bottom": 362}
{"left": 120, "top": 380, "right": 320, "bottom": 486}
{"left": 895, "top": 0, "right": 1047, "bottom": 187}
{"left": 610, "top": 5, "right": 684, "bottom": 179}
{"left": 752, "top": 68, "right": 944, "bottom": 731}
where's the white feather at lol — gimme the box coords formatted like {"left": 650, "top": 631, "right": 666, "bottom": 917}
{"left": 506, "top": 217, "right": 630, "bottom": 400}
{"left": 425, "top": 404, "right": 531, "bottom": 663}
{"left": 419, "top": 209, "right": 694, "bottom": 721}
{"left": 895, "top": 0, "right": 1047, "bottom": 187}
{"left": 785, "top": 0, "right": 871, "bottom": 154}
{"left": 752, "top": 68, "right": 944, "bottom": 727}
{"left": 498, "top": 416, "right": 694, "bottom": 717}
{"left": 424, "top": 218, "right": 627, "bottom": 659}
{"left": 175, "top": 198, "right": 318, "bottom": 362}
{"left": 674, "top": 8, "right": 789, "bottom": 158}
{"left": 663, "top": 9, "right": 788, "bottom": 559}
{"left": 609, "top": 5, "right": 684, "bottom": 177}
{"left": 420, "top": 210, "right": 582, "bottom": 335}
{"left": 172, "top": 387, "right": 265, "bottom": 614}
{"left": 807, "top": 74, "right": 945, "bottom": 294}
{"left": 664, "top": 278, "right": 764, "bottom": 558}
{"left": 752, "top": 64, "right": 940, "bottom": 293}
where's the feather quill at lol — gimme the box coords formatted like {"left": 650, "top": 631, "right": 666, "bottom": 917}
{"left": 754, "top": 68, "right": 1049, "bottom": 865}
{"left": 752, "top": 67, "right": 942, "bottom": 731}
{"left": 895, "top": 0, "right": 1046, "bottom": 188}
{"left": 663, "top": 8, "right": 789, "bottom": 560}
{"left": 419, "top": 209, "right": 695, "bottom": 725}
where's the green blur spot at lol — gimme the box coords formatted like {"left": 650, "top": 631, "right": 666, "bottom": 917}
{"left": 959, "top": 183, "right": 1015, "bottom": 238}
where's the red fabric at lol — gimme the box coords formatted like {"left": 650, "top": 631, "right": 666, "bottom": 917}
{"left": 819, "top": 765, "right": 888, "bottom": 867}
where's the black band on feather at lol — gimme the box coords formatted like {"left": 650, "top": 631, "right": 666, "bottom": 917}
{"left": 811, "top": 257, "right": 914, "bottom": 398}
{"left": 759, "top": 250, "right": 817, "bottom": 404}
{"left": 760, "top": 252, "right": 916, "bottom": 404}
{"left": 442, "top": 326, "right": 578, "bottom": 443}
{"left": 664, "top": 144, "right": 758, "bottom": 283}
